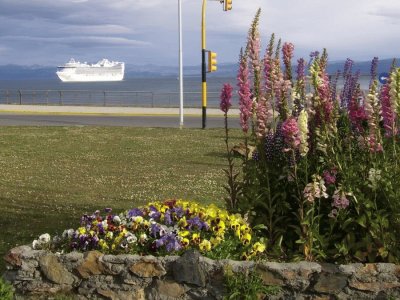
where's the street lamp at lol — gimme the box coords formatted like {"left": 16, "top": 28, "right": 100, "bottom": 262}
{"left": 178, "top": 0, "right": 184, "bottom": 128}
{"left": 201, "top": 0, "right": 232, "bottom": 129}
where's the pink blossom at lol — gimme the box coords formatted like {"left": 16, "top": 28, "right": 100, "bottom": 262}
{"left": 323, "top": 168, "right": 337, "bottom": 185}
{"left": 348, "top": 89, "right": 367, "bottom": 133}
{"left": 237, "top": 54, "right": 253, "bottom": 133}
{"left": 220, "top": 83, "right": 233, "bottom": 114}
{"left": 332, "top": 189, "right": 349, "bottom": 209}
{"left": 366, "top": 135, "right": 383, "bottom": 153}
{"left": 282, "top": 42, "right": 294, "bottom": 81}
{"left": 281, "top": 117, "right": 300, "bottom": 150}
{"left": 256, "top": 100, "right": 268, "bottom": 139}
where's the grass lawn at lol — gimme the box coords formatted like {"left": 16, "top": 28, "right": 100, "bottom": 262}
{"left": 0, "top": 126, "right": 242, "bottom": 273}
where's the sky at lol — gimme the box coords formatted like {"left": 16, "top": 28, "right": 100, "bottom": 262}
{"left": 0, "top": 0, "right": 399, "bottom": 67}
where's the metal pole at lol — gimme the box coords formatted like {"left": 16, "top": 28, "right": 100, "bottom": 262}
{"left": 178, "top": 0, "right": 184, "bottom": 128}
{"left": 201, "top": 0, "right": 207, "bottom": 129}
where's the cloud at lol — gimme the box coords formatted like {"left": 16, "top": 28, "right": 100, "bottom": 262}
{"left": 0, "top": 0, "right": 399, "bottom": 66}
{"left": 2, "top": 35, "right": 149, "bottom": 47}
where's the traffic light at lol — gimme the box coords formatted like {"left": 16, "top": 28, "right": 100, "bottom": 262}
{"left": 224, "top": 0, "right": 232, "bottom": 11}
{"left": 208, "top": 51, "right": 217, "bottom": 73}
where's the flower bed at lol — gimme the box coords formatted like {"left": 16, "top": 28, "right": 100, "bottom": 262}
{"left": 31, "top": 200, "right": 266, "bottom": 261}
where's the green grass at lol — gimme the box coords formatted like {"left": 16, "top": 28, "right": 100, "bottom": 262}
{"left": 0, "top": 126, "right": 242, "bottom": 273}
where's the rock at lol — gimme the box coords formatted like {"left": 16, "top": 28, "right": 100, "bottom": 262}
{"left": 97, "top": 288, "right": 145, "bottom": 300}
{"left": 4, "top": 246, "right": 31, "bottom": 267}
{"left": 349, "top": 280, "right": 400, "bottom": 292}
{"left": 312, "top": 263, "right": 348, "bottom": 294}
{"left": 256, "top": 264, "right": 284, "bottom": 286}
{"left": 61, "top": 251, "right": 84, "bottom": 270}
{"left": 313, "top": 273, "right": 347, "bottom": 294}
{"left": 146, "top": 279, "right": 186, "bottom": 300}
{"left": 173, "top": 249, "right": 206, "bottom": 287}
{"left": 75, "top": 251, "right": 105, "bottom": 279}
{"left": 129, "top": 257, "right": 166, "bottom": 278}
{"left": 262, "top": 261, "right": 321, "bottom": 291}
{"left": 39, "top": 254, "right": 76, "bottom": 285}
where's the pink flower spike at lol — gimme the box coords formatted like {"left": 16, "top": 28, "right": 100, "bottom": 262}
{"left": 220, "top": 83, "right": 233, "bottom": 114}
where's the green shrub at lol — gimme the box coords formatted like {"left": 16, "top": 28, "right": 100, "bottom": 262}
{"left": 0, "top": 277, "right": 14, "bottom": 300}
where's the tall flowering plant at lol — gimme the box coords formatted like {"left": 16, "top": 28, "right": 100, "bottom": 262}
{"left": 223, "top": 9, "right": 400, "bottom": 263}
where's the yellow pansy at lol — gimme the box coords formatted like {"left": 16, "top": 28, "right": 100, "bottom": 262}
{"left": 241, "top": 233, "right": 252, "bottom": 245}
{"left": 192, "top": 233, "right": 200, "bottom": 244}
{"left": 252, "top": 242, "right": 266, "bottom": 254}
{"left": 133, "top": 216, "right": 143, "bottom": 224}
{"left": 181, "top": 238, "right": 190, "bottom": 248}
{"left": 77, "top": 227, "right": 86, "bottom": 235}
{"left": 178, "top": 216, "right": 188, "bottom": 228}
{"left": 199, "top": 239, "right": 212, "bottom": 252}
{"left": 240, "top": 224, "right": 250, "bottom": 233}
{"left": 178, "top": 230, "right": 190, "bottom": 238}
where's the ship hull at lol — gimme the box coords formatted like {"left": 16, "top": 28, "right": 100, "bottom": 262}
{"left": 56, "top": 60, "right": 125, "bottom": 82}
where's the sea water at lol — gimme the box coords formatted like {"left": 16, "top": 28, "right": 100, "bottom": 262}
{"left": 0, "top": 75, "right": 373, "bottom": 108}
{"left": 0, "top": 76, "right": 236, "bottom": 108}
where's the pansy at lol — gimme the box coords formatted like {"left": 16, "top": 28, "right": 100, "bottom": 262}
{"left": 199, "top": 239, "right": 212, "bottom": 252}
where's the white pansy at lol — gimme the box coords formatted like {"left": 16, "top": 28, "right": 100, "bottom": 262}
{"left": 32, "top": 239, "right": 40, "bottom": 249}
{"left": 38, "top": 233, "right": 51, "bottom": 244}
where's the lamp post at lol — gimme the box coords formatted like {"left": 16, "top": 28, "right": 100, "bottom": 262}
{"left": 178, "top": 0, "right": 184, "bottom": 128}
{"left": 201, "top": 0, "right": 232, "bottom": 129}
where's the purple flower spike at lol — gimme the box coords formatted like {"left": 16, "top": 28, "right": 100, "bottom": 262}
{"left": 369, "top": 57, "right": 379, "bottom": 88}
{"left": 220, "top": 83, "right": 233, "bottom": 114}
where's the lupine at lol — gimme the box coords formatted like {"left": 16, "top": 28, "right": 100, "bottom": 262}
{"left": 369, "top": 57, "right": 379, "bottom": 89}
{"left": 340, "top": 58, "right": 354, "bottom": 108}
{"left": 293, "top": 58, "right": 306, "bottom": 116}
{"left": 330, "top": 71, "right": 340, "bottom": 103}
{"left": 297, "top": 109, "right": 309, "bottom": 156}
{"left": 220, "top": 83, "right": 233, "bottom": 114}
{"left": 282, "top": 42, "right": 294, "bottom": 82}
{"left": 237, "top": 51, "right": 253, "bottom": 133}
{"left": 380, "top": 83, "right": 397, "bottom": 137}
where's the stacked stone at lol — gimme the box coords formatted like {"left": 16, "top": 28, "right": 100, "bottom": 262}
{"left": 3, "top": 246, "right": 400, "bottom": 299}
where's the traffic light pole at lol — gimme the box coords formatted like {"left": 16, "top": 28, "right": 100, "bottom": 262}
{"left": 201, "top": 0, "right": 207, "bottom": 129}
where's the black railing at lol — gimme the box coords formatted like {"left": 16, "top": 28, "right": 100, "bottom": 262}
{"left": 0, "top": 90, "right": 237, "bottom": 108}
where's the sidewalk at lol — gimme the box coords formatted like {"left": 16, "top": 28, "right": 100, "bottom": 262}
{"left": 0, "top": 104, "right": 239, "bottom": 117}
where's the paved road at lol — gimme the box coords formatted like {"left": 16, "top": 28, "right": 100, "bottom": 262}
{"left": 0, "top": 113, "right": 240, "bottom": 128}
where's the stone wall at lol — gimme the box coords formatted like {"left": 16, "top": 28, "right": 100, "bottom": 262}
{"left": 3, "top": 245, "right": 400, "bottom": 299}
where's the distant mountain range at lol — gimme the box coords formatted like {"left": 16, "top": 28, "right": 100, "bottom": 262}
{"left": 0, "top": 58, "right": 398, "bottom": 80}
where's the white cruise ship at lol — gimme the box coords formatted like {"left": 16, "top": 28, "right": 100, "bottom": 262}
{"left": 56, "top": 58, "right": 125, "bottom": 82}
